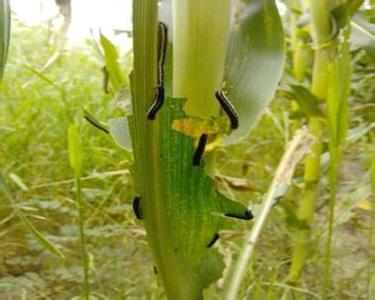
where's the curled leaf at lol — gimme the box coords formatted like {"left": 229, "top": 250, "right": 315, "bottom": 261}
{"left": 223, "top": 0, "right": 285, "bottom": 144}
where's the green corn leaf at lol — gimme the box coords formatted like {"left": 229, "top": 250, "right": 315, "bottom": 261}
{"left": 173, "top": 0, "right": 232, "bottom": 119}
{"left": 129, "top": 97, "right": 252, "bottom": 299}
{"left": 0, "top": 174, "right": 65, "bottom": 259}
{"left": 327, "top": 27, "right": 351, "bottom": 165}
{"left": 68, "top": 124, "right": 82, "bottom": 177}
{"left": 331, "top": 0, "right": 364, "bottom": 31}
{"left": 223, "top": 0, "right": 285, "bottom": 144}
{"left": 130, "top": 1, "right": 283, "bottom": 298}
{"left": 0, "top": 0, "right": 10, "bottom": 80}
{"left": 289, "top": 84, "right": 324, "bottom": 118}
{"left": 99, "top": 33, "right": 126, "bottom": 93}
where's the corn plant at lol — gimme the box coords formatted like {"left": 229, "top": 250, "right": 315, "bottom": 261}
{"left": 68, "top": 124, "right": 90, "bottom": 299}
{"left": 127, "top": 0, "right": 285, "bottom": 298}
{"left": 0, "top": 0, "right": 10, "bottom": 80}
{"left": 285, "top": 0, "right": 365, "bottom": 294}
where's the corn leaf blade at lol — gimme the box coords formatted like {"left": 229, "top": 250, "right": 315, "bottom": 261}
{"left": 100, "top": 33, "right": 126, "bottom": 93}
{"left": 223, "top": 0, "right": 285, "bottom": 144}
{"left": 327, "top": 28, "right": 351, "bottom": 164}
{"left": 289, "top": 84, "right": 324, "bottom": 118}
{"left": 129, "top": 97, "right": 252, "bottom": 299}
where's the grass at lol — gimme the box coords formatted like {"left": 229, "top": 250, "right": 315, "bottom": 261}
{"left": 0, "top": 19, "right": 373, "bottom": 299}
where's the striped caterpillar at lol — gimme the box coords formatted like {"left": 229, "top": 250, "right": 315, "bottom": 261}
{"left": 215, "top": 89, "right": 239, "bottom": 129}
{"left": 147, "top": 22, "right": 168, "bottom": 120}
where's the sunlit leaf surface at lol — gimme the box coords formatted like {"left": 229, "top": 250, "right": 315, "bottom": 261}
{"left": 129, "top": 98, "right": 252, "bottom": 298}
{"left": 223, "top": 0, "right": 285, "bottom": 144}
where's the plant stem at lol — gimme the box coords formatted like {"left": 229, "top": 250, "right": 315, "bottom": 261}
{"left": 173, "top": 0, "right": 231, "bottom": 118}
{"left": 291, "top": 0, "right": 311, "bottom": 82}
{"left": 324, "top": 162, "right": 338, "bottom": 299}
{"left": 287, "top": 0, "right": 333, "bottom": 286}
{"left": 225, "top": 129, "right": 314, "bottom": 300}
{"left": 290, "top": 0, "right": 299, "bottom": 52}
{"left": 292, "top": 39, "right": 311, "bottom": 83}
{"left": 76, "top": 176, "right": 89, "bottom": 299}
{"left": 290, "top": 0, "right": 312, "bottom": 132}
{"left": 132, "top": 1, "right": 194, "bottom": 298}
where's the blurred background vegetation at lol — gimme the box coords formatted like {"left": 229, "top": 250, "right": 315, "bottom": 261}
{"left": 0, "top": 0, "right": 374, "bottom": 299}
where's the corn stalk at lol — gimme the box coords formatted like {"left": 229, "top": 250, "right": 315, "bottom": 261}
{"left": 68, "top": 125, "right": 90, "bottom": 299}
{"left": 0, "top": 0, "right": 10, "bottom": 80}
{"left": 287, "top": 0, "right": 334, "bottom": 285}
{"left": 129, "top": 0, "right": 284, "bottom": 298}
{"left": 287, "top": 0, "right": 363, "bottom": 291}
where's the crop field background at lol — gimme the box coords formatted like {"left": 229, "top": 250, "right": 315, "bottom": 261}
{"left": 0, "top": 0, "right": 374, "bottom": 299}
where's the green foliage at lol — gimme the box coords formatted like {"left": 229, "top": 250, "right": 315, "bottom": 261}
{"left": 325, "top": 22, "right": 353, "bottom": 295}
{"left": 0, "top": 0, "right": 10, "bottom": 80}
{"left": 0, "top": 174, "right": 65, "bottom": 258}
{"left": 223, "top": 0, "right": 285, "bottom": 144}
{"left": 289, "top": 85, "right": 324, "bottom": 118}
{"left": 99, "top": 33, "right": 126, "bottom": 93}
{"left": 0, "top": 21, "right": 139, "bottom": 298}
{"left": 133, "top": 98, "right": 251, "bottom": 297}
{"left": 130, "top": 0, "right": 285, "bottom": 297}
{"left": 173, "top": 0, "right": 231, "bottom": 119}
{"left": 0, "top": 2, "right": 373, "bottom": 300}
{"left": 352, "top": 11, "right": 375, "bottom": 64}
{"left": 327, "top": 27, "right": 352, "bottom": 164}
{"left": 68, "top": 125, "right": 82, "bottom": 178}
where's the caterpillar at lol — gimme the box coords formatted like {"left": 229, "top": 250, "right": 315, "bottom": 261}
{"left": 146, "top": 85, "right": 165, "bottom": 120}
{"left": 132, "top": 196, "right": 143, "bottom": 220}
{"left": 157, "top": 22, "right": 168, "bottom": 85}
{"left": 147, "top": 22, "right": 168, "bottom": 120}
{"left": 215, "top": 89, "right": 239, "bottom": 129}
{"left": 206, "top": 233, "right": 220, "bottom": 248}
{"left": 225, "top": 209, "right": 253, "bottom": 220}
{"left": 83, "top": 110, "right": 110, "bottom": 134}
{"left": 193, "top": 133, "right": 209, "bottom": 166}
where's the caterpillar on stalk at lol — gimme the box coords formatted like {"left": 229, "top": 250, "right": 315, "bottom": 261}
{"left": 215, "top": 89, "right": 239, "bottom": 129}
{"left": 147, "top": 22, "right": 168, "bottom": 120}
{"left": 193, "top": 133, "right": 209, "bottom": 166}
{"left": 132, "top": 196, "right": 143, "bottom": 220}
{"left": 206, "top": 233, "right": 220, "bottom": 248}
